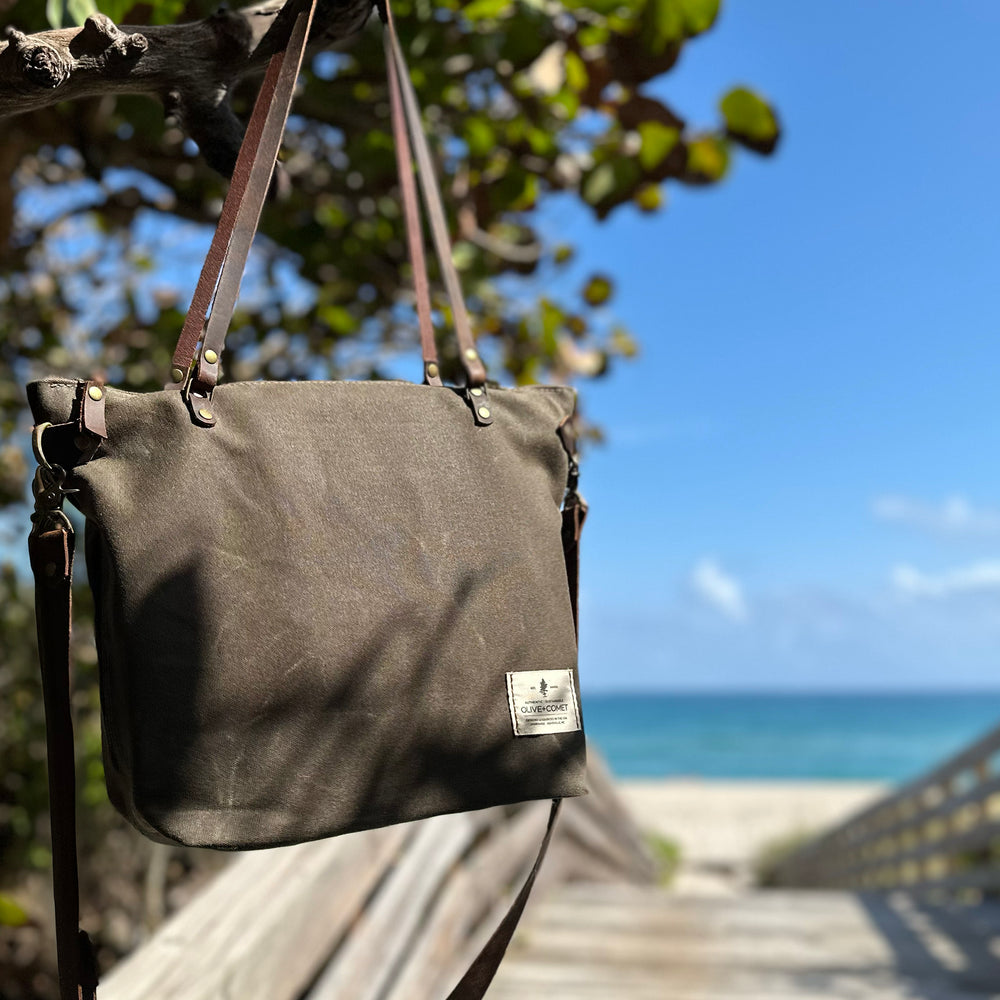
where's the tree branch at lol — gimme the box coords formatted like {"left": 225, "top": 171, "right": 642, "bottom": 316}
{"left": 0, "top": 0, "right": 375, "bottom": 175}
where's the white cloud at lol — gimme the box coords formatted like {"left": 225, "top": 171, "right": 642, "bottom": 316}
{"left": 873, "top": 494, "right": 1000, "bottom": 536}
{"left": 891, "top": 560, "right": 1000, "bottom": 598}
{"left": 691, "top": 558, "right": 748, "bottom": 622}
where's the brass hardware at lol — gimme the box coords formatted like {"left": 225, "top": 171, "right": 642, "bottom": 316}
{"left": 464, "top": 348, "right": 478, "bottom": 362}
{"left": 426, "top": 362, "right": 439, "bottom": 378}
{"left": 478, "top": 406, "right": 491, "bottom": 420}
{"left": 470, "top": 388, "right": 483, "bottom": 397}
{"left": 204, "top": 349, "right": 219, "bottom": 365}
{"left": 87, "top": 385, "right": 104, "bottom": 401}
{"left": 170, "top": 367, "right": 185, "bottom": 384}
{"left": 198, "top": 408, "right": 214, "bottom": 421}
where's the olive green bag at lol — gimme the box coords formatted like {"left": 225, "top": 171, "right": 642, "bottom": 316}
{"left": 27, "top": 4, "right": 587, "bottom": 999}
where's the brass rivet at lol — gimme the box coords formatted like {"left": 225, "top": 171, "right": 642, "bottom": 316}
{"left": 170, "top": 367, "right": 185, "bottom": 384}
{"left": 464, "top": 348, "right": 479, "bottom": 362}
{"left": 87, "top": 385, "right": 103, "bottom": 401}
{"left": 426, "top": 362, "right": 439, "bottom": 378}
{"left": 470, "top": 387, "right": 483, "bottom": 397}
{"left": 198, "top": 408, "right": 214, "bottom": 421}
{"left": 204, "top": 349, "right": 219, "bottom": 365}
{"left": 478, "top": 406, "right": 491, "bottom": 420}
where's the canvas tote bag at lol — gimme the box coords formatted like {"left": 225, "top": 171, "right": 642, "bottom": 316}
{"left": 26, "top": 2, "right": 588, "bottom": 997}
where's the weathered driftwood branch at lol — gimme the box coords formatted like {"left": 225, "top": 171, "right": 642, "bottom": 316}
{"left": 0, "top": 0, "right": 374, "bottom": 175}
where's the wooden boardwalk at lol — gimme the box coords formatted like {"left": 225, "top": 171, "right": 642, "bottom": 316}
{"left": 95, "top": 739, "right": 1000, "bottom": 999}
{"left": 488, "top": 884, "right": 1000, "bottom": 999}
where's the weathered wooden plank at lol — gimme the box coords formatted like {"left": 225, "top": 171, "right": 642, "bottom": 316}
{"left": 490, "top": 885, "right": 1000, "bottom": 1000}
{"left": 557, "top": 797, "right": 657, "bottom": 881}
{"left": 379, "top": 802, "right": 555, "bottom": 1000}
{"left": 99, "top": 825, "right": 410, "bottom": 1000}
{"left": 306, "top": 810, "right": 493, "bottom": 1000}
{"left": 577, "top": 753, "right": 657, "bottom": 876}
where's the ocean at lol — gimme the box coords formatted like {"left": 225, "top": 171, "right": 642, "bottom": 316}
{"left": 583, "top": 692, "right": 1000, "bottom": 782}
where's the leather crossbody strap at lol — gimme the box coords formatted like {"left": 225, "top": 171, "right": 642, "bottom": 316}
{"left": 28, "top": 523, "right": 98, "bottom": 1000}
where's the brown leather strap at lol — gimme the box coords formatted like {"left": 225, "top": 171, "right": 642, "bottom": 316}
{"left": 167, "top": 49, "right": 286, "bottom": 389}
{"left": 385, "top": 24, "right": 441, "bottom": 385}
{"left": 192, "top": 1, "right": 317, "bottom": 396}
{"left": 169, "top": 0, "right": 320, "bottom": 389}
{"left": 170, "top": 0, "right": 486, "bottom": 392}
{"left": 382, "top": 3, "right": 487, "bottom": 387}
{"left": 29, "top": 519, "right": 98, "bottom": 1000}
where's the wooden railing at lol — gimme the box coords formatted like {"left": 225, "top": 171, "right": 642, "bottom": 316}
{"left": 774, "top": 721, "right": 1000, "bottom": 894}
{"left": 99, "top": 750, "right": 656, "bottom": 1000}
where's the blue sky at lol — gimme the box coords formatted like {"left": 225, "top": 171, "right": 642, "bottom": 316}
{"left": 559, "top": 0, "right": 1000, "bottom": 690}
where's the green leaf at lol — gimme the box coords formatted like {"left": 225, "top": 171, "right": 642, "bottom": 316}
{"left": 611, "top": 326, "right": 639, "bottom": 358}
{"left": 46, "top": 0, "right": 64, "bottom": 28}
{"left": 451, "top": 241, "right": 477, "bottom": 271}
{"left": 0, "top": 894, "right": 29, "bottom": 928}
{"left": 96, "top": 1, "right": 133, "bottom": 19}
{"left": 564, "top": 51, "right": 588, "bottom": 94}
{"left": 463, "top": 0, "right": 511, "bottom": 22}
{"left": 583, "top": 163, "right": 616, "bottom": 206}
{"left": 640, "top": 0, "right": 718, "bottom": 52}
{"left": 68, "top": 0, "right": 98, "bottom": 24}
{"left": 148, "top": 1, "right": 188, "bottom": 25}
{"left": 582, "top": 158, "right": 641, "bottom": 213}
{"left": 634, "top": 184, "right": 664, "bottom": 212}
{"left": 685, "top": 135, "right": 730, "bottom": 182}
{"left": 553, "top": 244, "right": 574, "bottom": 266}
{"left": 582, "top": 275, "right": 614, "bottom": 307}
{"left": 539, "top": 299, "right": 563, "bottom": 353}
{"left": 720, "top": 87, "right": 780, "bottom": 154}
{"left": 318, "top": 305, "right": 357, "bottom": 336}
{"left": 678, "top": 0, "right": 720, "bottom": 35}
{"left": 96, "top": 0, "right": 182, "bottom": 21}
{"left": 641, "top": 0, "right": 684, "bottom": 54}
{"left": 638, "top": 122, "right": 679, "bottom": 171}
{"left": 463, "top": 118, "right": 496, "bottom": 159}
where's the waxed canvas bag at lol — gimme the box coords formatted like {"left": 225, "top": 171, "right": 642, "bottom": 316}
{"left": 26, "top": 3, "right": 588, "bottom": 999}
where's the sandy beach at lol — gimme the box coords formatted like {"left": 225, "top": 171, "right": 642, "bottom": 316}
{"left": 619, "top": 778, "right": 887, "bottom": 894}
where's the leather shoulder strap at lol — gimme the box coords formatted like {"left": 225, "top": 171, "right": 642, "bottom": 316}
{"left": 168, "top": 2, "right": 317, "bottom": 395}
{"left": 29, "top": 504, "right": 97, "bottom": 1000}
{"left": 169, "top": 0, "right": 489, "bottom": 395}
{"left": 166, "top": 49, "right": 287, "bottom": 390}
{"left": 381, "top": 2, "right": 487, "bottom": 387}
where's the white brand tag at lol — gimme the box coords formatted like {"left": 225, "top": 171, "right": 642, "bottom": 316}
{"left": 505, "top": 669, "right": 582, "bottom": 737}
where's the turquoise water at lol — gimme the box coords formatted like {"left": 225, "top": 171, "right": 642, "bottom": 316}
{"left": 583, "top": 693, "right": 1000, "bottom": 782}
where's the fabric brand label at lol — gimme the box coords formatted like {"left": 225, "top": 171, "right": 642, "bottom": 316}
{"left": 505, "top": 669, "right": 582, "bottom": 737}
